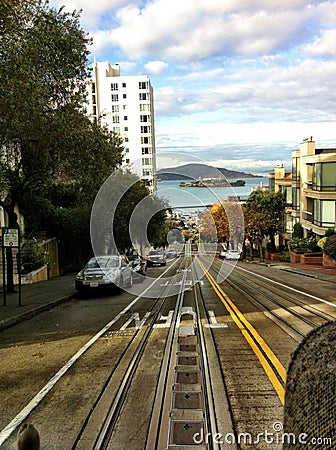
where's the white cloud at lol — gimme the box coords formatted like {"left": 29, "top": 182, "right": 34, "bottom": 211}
{"left": 303, "top": 29, "right": 336, "bottom": 56}
{"left": 144, "top": 60, "right": 168, "bottom": 75}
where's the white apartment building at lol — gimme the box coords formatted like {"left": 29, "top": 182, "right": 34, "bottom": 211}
{"left": 86, "top": 61, "right": 157, "bottom": 192}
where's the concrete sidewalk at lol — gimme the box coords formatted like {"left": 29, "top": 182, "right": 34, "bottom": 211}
{"left": 0, "top": 274, "right": 77, "bottom": 331}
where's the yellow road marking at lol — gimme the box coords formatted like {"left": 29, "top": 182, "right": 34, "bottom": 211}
{"left": 197, "top": 257, "right": 286, "bottom": 404}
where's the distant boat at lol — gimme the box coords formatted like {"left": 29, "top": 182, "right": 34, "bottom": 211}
{"left": 179, "top": 179, "right": 245, "bottom": 188}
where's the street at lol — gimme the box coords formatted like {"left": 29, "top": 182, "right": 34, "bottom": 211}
{"left": 0, "top": 251, "right": 335, "bottom": 449}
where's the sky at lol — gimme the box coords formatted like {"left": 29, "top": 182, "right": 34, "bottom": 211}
{"left": 49, "top": 0, "right": 336, "bottom": 173}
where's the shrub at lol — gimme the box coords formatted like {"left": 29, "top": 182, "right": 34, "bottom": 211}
{"left": 324, "top": 234, "right": 336, "bottom": 260}
{"left": 280, "top": 251, "right": 290, "bottom": 262}
{"left": 21, "top": 240, "right": 46, "bottom": 274}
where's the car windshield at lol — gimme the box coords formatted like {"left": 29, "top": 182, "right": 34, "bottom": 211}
{"left": 86, "top": 257, "right": 119, "bottom": 269}
{"left": 148, "top": 251, "right": 164, "bottom": 256}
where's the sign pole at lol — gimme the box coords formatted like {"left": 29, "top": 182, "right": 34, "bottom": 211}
{"left": 17, "top": 228, "right": 21, "bottom": 306}
{"left": 2, "top": 228, "right": 6, "bottom": 306}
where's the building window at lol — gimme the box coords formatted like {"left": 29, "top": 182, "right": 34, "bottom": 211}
{"left": 123, "top": 93, "right": 127, "bottom": 99}
{"left": 139, "top": 81, "right": 149, "bottom": 89}
{"left": 142, "top": 169, "right": 153, "bottom": 177}
{"left": 292, "top": 157, "right": 300, "bottom": 181}
{"left": 123, "top": 104, "right": 127, "bottom": 110}
{"left": 111, "top": 105, "right": 119, "bottom": 112}
{"left": 142, "top": 148, "right": 152, "bottom": 155}
{"left": 124, "top": 137, "right": 129, "bottom": 142}
{"left": 140, "top": 104, "right": 151, "bottom": 111}
{"left": 139, "top": 93, "right": 149, "bottom": 100}
{"left": 313, "top": 199, "right": 336, "bottom": 227}
{"left": 91, "top": 82, "right": 96, "bottom": 93}
{"left": 141, "top": 125, "right": 151, "bottom": 133}
{"left": 313, "top": 162, "right": 336, "bottom": 191}
{"left": 125, "top": 159, "right": 130, "bottom": 164}
{"left": 124, "top": 126, "right": 128, "bottom": 131}
{"left": 111, "top": 94, "right": 119, "bottom": 102}
{"left": 140, "top": 114, "right": 150, "bottom": 122}
{"left": 141, "top": 136, "right": 151, "bottom": 144}
{"left": 124, "top": 116, "right": 128, "bottom": 121}
{"left": 142, "top": 158, "right": 152, "bottom": 166}
{"left": 122, "top": 82, "right": 127, "bottom": 88}
{"left": 112, "top": 127, "right": 120, "bottom": 133}
{"left": 292, "top": 187, "right": 300, "bottom": 211}
{"left": 112, "top": 116, "right": 120, "bottom": 123}
{"left": 111, "top": 83, "right": 118, "bottom": 91}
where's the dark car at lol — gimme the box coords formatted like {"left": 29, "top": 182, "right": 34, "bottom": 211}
{"left": 146, "top": 250, "right": 166, "bottom": 266}
{"left": 129, "top": 257, "right": 147, "bottom": 282}
{"left": 75, "top": 255, "right": 133, "bottom": 293}
{"left": 165, "top": 249, "right": 178, "bottom": 259}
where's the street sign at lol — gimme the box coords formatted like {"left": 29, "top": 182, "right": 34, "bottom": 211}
{"left": 2, "top": 227, "right": 19, "bottom": 248}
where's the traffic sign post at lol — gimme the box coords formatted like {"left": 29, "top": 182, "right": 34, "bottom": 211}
{"left": 1, "top": 227, "right": 22, "bottom": 306}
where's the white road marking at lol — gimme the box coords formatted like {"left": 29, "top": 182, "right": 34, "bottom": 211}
{"left": 154, "top": 311, "right": 174, "bottom": 328}
{"left": 204, "top": 310, "right": 228, "bottom": 328}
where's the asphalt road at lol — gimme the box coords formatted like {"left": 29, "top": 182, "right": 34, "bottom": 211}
{"left": 0, "top": 259, "right": 335, "bottom": 449}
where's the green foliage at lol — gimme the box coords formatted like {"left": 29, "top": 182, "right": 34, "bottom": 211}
{"left": 325, "top": 228, "right": 335, "bottom": 237}
{"left": 0, "top": 1, "right": 125, "bottom": 270}
{"left": 323, "top": 234, "right": 336, "bottom": 259}
{"left": 280, "top": 251, "right": 290, "bottom": 262}
{"left": 245, "top": 190, "right": 284, "bottom": 255}
{"left": 293, "top": 222, "right": 304, "bottom": 239}
{"left": 21, "top": 240, "right": 46, "bottom": 274}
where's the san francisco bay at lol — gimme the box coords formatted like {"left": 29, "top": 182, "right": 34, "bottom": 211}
{"left": 156, "top": 176, "right": 269, "bottom": 210}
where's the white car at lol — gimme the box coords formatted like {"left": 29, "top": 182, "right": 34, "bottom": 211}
{"left": 226, "top": 249, "right": 241, "bottom": 260}
{"left": 75, "top": 255, "right": 133, "bottom": 293}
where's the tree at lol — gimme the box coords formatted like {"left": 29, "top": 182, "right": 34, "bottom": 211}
{"left": 245, "top": 190, "right": 284, "bottom": 255}
{"left": 200, "top": 200, "right": 244, "bottom": 248}
{"left": 0, "top": 1, "right": 125, "bottom": 275}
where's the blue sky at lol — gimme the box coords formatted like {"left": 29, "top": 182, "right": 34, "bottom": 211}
{"left": 50, "top": 0, "right": 336, "bottom": 173}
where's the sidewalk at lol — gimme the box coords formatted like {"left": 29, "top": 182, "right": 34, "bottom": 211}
{"left": 263, "top": 259, "right": 336, "bottom": 283}
{"left": 0, "top": 274, "right": 77, "bottom": 331}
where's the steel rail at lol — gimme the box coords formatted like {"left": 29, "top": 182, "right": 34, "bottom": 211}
{"left": 192, "top": 265, "right": 220, "bottom": 450}
{"left": 210, "top": 259, "right": 335, "bottom": 338}
{"left": 145, "top": 264, "right": 188, "bottom": 449}
{"left": 72, "top": 255, "right": 188, "bottom": 450}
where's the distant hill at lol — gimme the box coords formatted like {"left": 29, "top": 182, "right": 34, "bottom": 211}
{"left": 157, "top": 163, "right": 259, "bottom": 181}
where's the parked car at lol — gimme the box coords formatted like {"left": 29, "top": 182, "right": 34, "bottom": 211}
{"left": 226, "top": 249, "right": 241, "bottom": 260}
{"left": 165, "top": 249, "right": 178, "bottom": 259}
{"left": 75, "top": 255, "right": 133, "bottom": 293}
{"left": 129, "top": 257, "right": 147, "bottom": 282}
{"left": 146, "top": 250, "right": 167, "bottom": 266}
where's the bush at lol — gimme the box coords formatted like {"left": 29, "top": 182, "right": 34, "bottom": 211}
{"left": 280, "top": 251, "right": 290, "bottom": 262}
{"left": 21, "top": 240, "right": 46, "bottom": 274}
{"left": 324, "top": 234, "right": 336, "bottom": 260}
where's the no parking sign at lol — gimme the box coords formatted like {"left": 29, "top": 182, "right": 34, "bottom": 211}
{"left": 2, "top": 227, "right": 19, "bottom": 248}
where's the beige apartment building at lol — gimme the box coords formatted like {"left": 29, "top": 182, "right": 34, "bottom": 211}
{"left": 269, "top": 138, "right": 336, "bottom": 241}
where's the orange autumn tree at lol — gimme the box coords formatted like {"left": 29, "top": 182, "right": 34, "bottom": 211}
{"left": 200, "top": 200, "right": 244, "bottom": 248}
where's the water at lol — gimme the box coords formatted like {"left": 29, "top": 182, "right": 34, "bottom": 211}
{"left": 156, "top": 177, "right": 269, "bottom": 210}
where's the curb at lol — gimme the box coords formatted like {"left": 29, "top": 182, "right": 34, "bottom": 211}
{"left": 0, "top": 292, "right": 77, "bottom": 332}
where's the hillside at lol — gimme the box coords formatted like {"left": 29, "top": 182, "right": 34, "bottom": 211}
{"left": 157, "top": 163, "right": 258, "bottom": 180}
